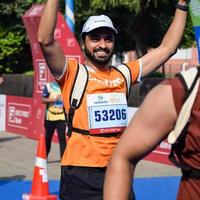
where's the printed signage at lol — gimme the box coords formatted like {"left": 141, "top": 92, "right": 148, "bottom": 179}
{"left": 36, "top": 59, "right": 50, "bottom": 93}
{"left": 8, "top": 103, "right": 31, "bottom": 130}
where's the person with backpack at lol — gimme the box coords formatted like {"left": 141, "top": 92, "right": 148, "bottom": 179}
{"left": 38, "top": 0, "right": 189, "bottom": 199}
{"left": 104, "top": 66, "right": 200, "bottom": 200}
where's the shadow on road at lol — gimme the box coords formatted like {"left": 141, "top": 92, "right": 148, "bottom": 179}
{"left": 0, "top": 175, "right": 26, "bottom": 185}
{"left": 0, "top": 136, "right": 22, "bottom": 143}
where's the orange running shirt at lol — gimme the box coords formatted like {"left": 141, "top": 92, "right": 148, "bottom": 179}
{"left": 59, "top": 59, "right": 142, "bottom": 167}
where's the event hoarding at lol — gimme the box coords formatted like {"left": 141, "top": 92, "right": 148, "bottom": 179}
{"left": 3, "top": 4, "right": 84, "bottom": 139}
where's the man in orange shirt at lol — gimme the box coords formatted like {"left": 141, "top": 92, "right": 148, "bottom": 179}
{"left": 38, "top": 0, "right": 189, "bottom": 199}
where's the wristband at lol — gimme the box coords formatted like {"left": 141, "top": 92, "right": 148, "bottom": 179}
{"left": 176, "top": 4, "right": 189, "bottom": 12}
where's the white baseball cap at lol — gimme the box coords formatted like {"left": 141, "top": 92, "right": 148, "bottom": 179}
{"left": 81, "top": 15, "right": 118, "bottom": 36}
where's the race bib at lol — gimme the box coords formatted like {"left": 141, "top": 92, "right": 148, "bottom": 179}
{"left": 86, "top": 93, "right": 128, "bottom": 134}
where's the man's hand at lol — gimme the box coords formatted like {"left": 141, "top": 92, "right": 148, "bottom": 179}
{"left": 52, "top": 94, "right": 62, "bottom": 102}
{"left": 178, "top": 0, "right": 190, "bottom": 4}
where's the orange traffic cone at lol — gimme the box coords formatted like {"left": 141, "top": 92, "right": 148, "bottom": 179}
{"left": 22, "top": 134, "right": 57, "bottom": 200}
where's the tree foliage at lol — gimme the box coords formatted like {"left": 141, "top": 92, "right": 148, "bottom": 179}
{"left": 74, "top": 0, "right": 194, "bottom": 56}
{"left": 0, "top": 0, "right": 195, "bottom": 74}
{"left": 0, "top": 0, "right": 43, "bottom": 73}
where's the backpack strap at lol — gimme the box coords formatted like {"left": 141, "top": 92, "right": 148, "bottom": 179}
{"left": 45, "top": 83, "right": 51, "bottom": 111}
{"left": 112, "top": 63, "right": 132, "bottom": 97}
{"left": 70, "top": 64, "right": 88, "bottom": 108}
{"left": 181, "top": 168, "right": 200, "bottom": 179}
{"left": 67, "top": 64, "right": 88, "bottom": 137}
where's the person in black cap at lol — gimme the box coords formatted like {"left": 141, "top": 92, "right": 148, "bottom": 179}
{"left": 38, "top": 0, "right": 190, "bottom": 199}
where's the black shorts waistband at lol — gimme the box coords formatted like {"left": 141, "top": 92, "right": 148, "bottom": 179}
{"left": 62, "top": 166, "right": 106, "bottom": 172}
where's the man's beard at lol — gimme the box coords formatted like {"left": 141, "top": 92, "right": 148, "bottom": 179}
{"left": 84, "top": 46, "right": 113, "bottom": 66}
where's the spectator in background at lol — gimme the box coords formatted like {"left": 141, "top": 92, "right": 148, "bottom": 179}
{"left": 42, "top": 81, "right": 67, "bottom": 160}
{"left": 0, "top": 72, "right": 4, "bottom": 85}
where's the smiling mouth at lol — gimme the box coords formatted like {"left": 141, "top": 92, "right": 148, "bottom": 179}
{"left": 95, "top": 51, "right": 108, "bottom": 57}
{"left": 95, "top": 49, "right": 110, "bottom": 57}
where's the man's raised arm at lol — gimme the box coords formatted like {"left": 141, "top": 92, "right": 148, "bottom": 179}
{"left": 38, "top": 0, "right": 66, "bottom": 79}
{"left": 141, "top": 0, "right": 189, "bottom": 77}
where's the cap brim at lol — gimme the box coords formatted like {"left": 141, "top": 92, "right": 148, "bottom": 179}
{"left": 81, "top": 25, "right": 118, "bottom": 36}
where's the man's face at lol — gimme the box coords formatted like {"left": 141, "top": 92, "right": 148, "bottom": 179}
{"left": 83, "top": 28, "right": 115, "bottom": 66}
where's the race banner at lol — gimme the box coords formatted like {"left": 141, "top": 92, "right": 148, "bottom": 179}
{"left": 189, "top": 0, "right": 200, "bottom": 63}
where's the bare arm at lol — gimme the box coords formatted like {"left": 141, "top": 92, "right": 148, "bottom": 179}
{"left": 141, "top": 0, "right": 188, "bottom": 77}
{"left": 104, "top": 84, "right": 178, "bottom": 200}
{"left": 38, "top": 0, "right": 66, "bottom": 79}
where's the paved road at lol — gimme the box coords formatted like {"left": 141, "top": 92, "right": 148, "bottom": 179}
{"left": 0, "top": 131, "right": 181, "bottom": 181}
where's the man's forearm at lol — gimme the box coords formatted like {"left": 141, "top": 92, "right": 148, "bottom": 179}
{"left": 104, "top": 156, "right": 134, "bottom": 200}
{"left": 160, "top": 0, "right": 188, "bottom": 55}
{"left": 38, "top": 0, "right": 59, "bottom": 45}
{"left": 141, "top": 0, "right": 189, "bottom": 77}
{"left": 38, "top": 0, "right": 66, "bottom": 78}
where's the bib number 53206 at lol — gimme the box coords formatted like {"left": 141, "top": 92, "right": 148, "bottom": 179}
{"left": 94, "top": 109, "right": 126, "bottom": 122}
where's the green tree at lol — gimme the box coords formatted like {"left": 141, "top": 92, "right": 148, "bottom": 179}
{"left": 74, "top": 0, "right": 194, "bottom": 57}
{"left": 0, "top": 0, "right": 195, "bottom": 74}
{"left": 0, "top": 0, "right": 43, "bottom": 73}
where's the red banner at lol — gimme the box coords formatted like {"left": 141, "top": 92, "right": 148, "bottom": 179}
{"left": 5, "top": 4, "right": 84, "bottom": 140}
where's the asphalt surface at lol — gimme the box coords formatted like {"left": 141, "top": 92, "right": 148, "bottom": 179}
{"left": 0, "top": 131, "right": 181, "bottom": 181}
